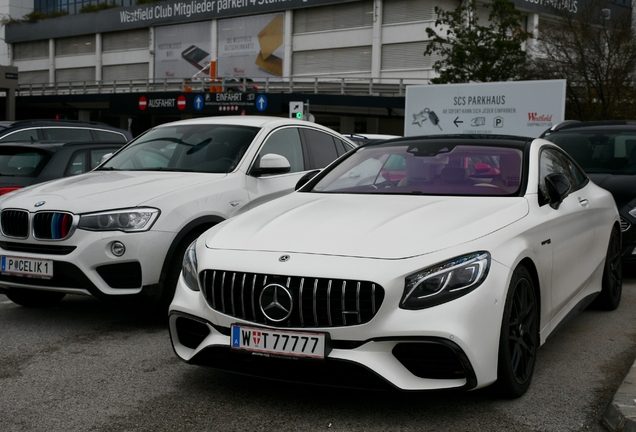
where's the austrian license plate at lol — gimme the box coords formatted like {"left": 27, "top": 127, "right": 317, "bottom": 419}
{"left": 231, "top": 324, "right": 327, "bottom": 359}
{"left": 1, "top": 255, "right": 53, "bottom": 278}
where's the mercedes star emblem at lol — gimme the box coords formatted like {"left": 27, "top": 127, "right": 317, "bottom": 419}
{"left": 259, "top": 283, "right": 293, "bottom": 322}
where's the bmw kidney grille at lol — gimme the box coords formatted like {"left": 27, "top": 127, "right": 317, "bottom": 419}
{"left": 0, "top": 209, "right": 76, "bottom": 240}
{"left": 0, "top": 209, "right": 29, "bottom": 238}
{"left": 33, "top": 212, "right": 75, "bottom": 240}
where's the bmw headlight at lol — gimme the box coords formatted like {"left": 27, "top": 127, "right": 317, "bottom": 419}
{"left": 182, "top": 240, "right": 199, "bottom": 291}
{"left": 400, "top": 252, "right": 490, "bottom": 310}
{"left": 78, "top": 208, "right": 159, "bottom": 232}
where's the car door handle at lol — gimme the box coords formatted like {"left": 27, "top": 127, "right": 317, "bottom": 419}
{"left": 578, "top": 198, "right": 589, "bottom": 206}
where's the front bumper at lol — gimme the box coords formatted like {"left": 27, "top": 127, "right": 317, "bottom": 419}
{"left": 0, "top": 229, "right": 174, "bottom": 297}
{"left": 169, "top": 249, "right": 512, "bottom": 391}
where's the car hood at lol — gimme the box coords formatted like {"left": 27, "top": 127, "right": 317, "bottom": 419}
{"left": 206, "top": 193, "right": 529, "bottom": 260}
{"left": 588, "top": 173, "right": 636, "bottom": 208}
{"left": 0, "top": 171, "right": 226, "bottom": 213}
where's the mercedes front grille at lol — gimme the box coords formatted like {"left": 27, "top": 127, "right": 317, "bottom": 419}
{"left": 201, "top": 270, "right": 385, "bottom": 328}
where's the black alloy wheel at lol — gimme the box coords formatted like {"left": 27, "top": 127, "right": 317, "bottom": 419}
{"left": 497, "top": 265, "right": 539, "bottom": 398}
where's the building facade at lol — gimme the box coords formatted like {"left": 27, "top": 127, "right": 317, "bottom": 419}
{"left": 1, "top": 0, "right": 632, "bottom": 134}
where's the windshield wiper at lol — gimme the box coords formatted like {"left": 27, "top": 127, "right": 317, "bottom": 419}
{"left": 126, "top": 167, "right": 195, "bottom": 172}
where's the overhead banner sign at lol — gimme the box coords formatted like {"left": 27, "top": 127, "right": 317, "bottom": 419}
{"left": 217, "top": 13, "right": 284, "bottom": 79}
{"left": 404, "top": 80, "right": 566, "bottom": 138}
{"left": 7, "top": 0, "right": 357, "bottom": 43}
{"left": 512, "top": 0, "right": 631, "bottom": 19}
{"left": 110, "top": 92, "right": 264, "bottom": 115}
{"left": 155, "top": 21, "right": 212, "bottom": 80}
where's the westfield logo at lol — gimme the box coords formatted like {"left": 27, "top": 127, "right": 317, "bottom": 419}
{"left": 528, "top": 113, "right": 553, "bottom": 121}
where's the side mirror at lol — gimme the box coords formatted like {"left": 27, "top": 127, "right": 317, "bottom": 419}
{"left": 295, "top": 169, "right": 321, "bottom": 191}
{"left": 251, "top": 153, "right": 291, "bottom": 177}
{"left": 545, "top": 173, "right": 571, "bottom": 209}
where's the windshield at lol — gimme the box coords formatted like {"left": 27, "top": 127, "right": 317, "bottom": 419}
{"left": 101, "top": 124, "right": 258, "bottom": 173}
{"left": 544, "top": 131, "right": 636, "bottom": 174}
{"left": 310, "top": 141, "right": 524, "bottom": 196}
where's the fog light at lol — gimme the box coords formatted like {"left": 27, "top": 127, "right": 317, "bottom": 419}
{"left": 111, "top": 241, "right": 126, "bottom": 257}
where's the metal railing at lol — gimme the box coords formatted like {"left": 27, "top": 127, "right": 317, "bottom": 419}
{"left": 17, "top": 76, "right": 427, "bottom": 97}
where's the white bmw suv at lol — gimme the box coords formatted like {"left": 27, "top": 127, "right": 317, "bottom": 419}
{"left": 0, "top": 116, "right": 354, "bottom": 308}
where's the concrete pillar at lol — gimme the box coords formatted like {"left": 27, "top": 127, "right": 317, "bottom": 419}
{"left": 371, "top": 0, "right": 383, "bottom": 80}
{"left": 95, "top": 33, "right": 102, "bottom": 82}
{"left": 340, "top": 117, "right": 355, "bottom": 134}
{"left": 49, "top": 39, "right": 55, "bottom": 84}
{"left": 149, "top": 27, "right": 155, "bottom": 80}
{"left": 78, "top": 110, "right": 90, "bottom": 121}
{"left": 526, "top": 13, "right": 540, "bottom": 51}
{"left": 284, "top": 10, "right": 292, "bottom": 78}
{"left": 5, "top": 88, "right": 15, "bottom": 121}
{"left": 367, "top": 117, "right": 380, "bottom": 134}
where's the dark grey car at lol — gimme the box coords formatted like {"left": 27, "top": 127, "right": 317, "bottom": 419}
{"left": 0, "top": 120, "right": 132, "bottom": 144}
{"left": 541, "top": 120, "right": 636, "bottom": 262}
{"left": 0, "top": 141, "right": 126, "bottom": 195}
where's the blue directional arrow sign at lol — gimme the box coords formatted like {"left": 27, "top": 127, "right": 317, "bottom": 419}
{"left": 193, "top": 94, "right": 204, "bottom": 111}
{"left": 255, "top": 95, "right": 268, "bottom": 112}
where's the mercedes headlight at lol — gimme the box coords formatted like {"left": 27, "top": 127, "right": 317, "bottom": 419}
{"left": 78, "top": 208, "right": 159, "bottom": 232}
{"left": 400, "top": 252, "right": 490, "bottom": 310}
{"left": 182, "top": 240, "right": 199, "bottom": 291}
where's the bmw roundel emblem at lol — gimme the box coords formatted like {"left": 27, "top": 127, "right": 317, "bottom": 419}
{"left": 34, "top": 201, "right": 46, "bottom": 207}
{"left": 279, "top": 255, "right": 290, "bottom": 262}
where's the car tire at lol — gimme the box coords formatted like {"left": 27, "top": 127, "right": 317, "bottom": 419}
{"left": 5, "top": 289, "right": 66, "bottom": 307}
{"left": 496, "top": 265, "right": 539, "bottom": 398}
{"left": 591, "top": 228, "right": 622, "bottom": 310}
{"left": 159, "top": 229, "right": 209, "bottom": 311}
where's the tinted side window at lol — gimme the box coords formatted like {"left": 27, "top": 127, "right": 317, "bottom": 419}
{"left": 257, "top": 128, "right": 304, "bottom": 173}
{"left": 334, "top": 138, "right": 351, "bottom": 156}
{"left": 90, "top": 149, "right": 115, "bottom": 169}
{"left": 44, "top": 128, "right": 93, "bottom": 141}
{"left": 0, "top": 129, "right": 39, "bottom": 142}
{"left": 539, "top": 148, "right": 581, "bottom": 205}
{"left": 95, "top": 130, "right": 128, "bottom": 143}
{"left": 66, "top": 149, "right": 117, "bottom": 175}
{"left": 569, "top": 160, "right": 587, "bottom": 188}
{"left": 303, "top": 129, "right": 339, "bottom": 169}
{"left": 66, "top": 151, "right": 88, "bottom": 176}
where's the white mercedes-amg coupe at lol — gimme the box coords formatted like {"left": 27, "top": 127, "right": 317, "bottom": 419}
{"left": 169, "top": 135, "right": 622, "bottom": 397}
